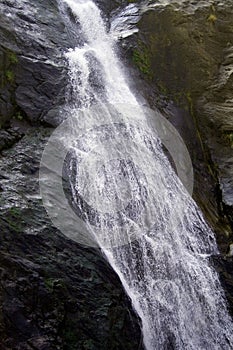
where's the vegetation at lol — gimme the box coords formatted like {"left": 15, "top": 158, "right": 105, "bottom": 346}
{"left": 4, "top": 207, "right": 22, "bottom": 232}
{"left": 44, "top": 278, "right": 66, "bottom": 291}
{"left": 1, "top": 50, "right": 18, "bottom": 87}
{"left": 132, "top": 46, "right": 153, "bottom": 78}
{"left": 207, "top": 14, "right": 217, "bottom": 23}
{"left": 5, "top": 70, "right": 14, "bottom": 83}
{"left": 224, "top": 133, "right": 233, "bottom": 148}
{"left": 14, "top": 111, "right": 24, "bottom": 121}
{"left": 7, "top": 50, "right": 18, "bottom": 64}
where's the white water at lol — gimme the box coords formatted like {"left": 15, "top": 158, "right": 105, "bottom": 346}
{"left": 59, "top": 0, "right": 233, "bottom": 349}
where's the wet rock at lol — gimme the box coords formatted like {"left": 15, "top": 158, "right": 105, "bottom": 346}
{"left": 122, "top": 0, "right": 233, "bottom": 317}
{"left": 0, "top": 126, "right": 24, "bottom": 151}
{"left": 0, "top": 0, "right": 70, "bottom": 127}
{"left": 15, "top": 57, "right": 67, "bottom": 124}
{"left": 0, "top": 0, "right": 133, "bottom": 129}
{"left": 0, "top": 129, "right": 143, "bottom": 349}
{"left": 95, "top": 0, "right": 128, "bottom": 17}
{"left": 198, "top": 43, "right": 233, "bottom": 208}
{"left": 212, "top": 255, "right": 233, "bottom": 315}
{"left": 127, "top": 0, "right": 233, "bottom": 241}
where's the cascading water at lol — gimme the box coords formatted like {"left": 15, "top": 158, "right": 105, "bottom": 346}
{"left": 55, "top": 0, "right": 233, "bottom": 348}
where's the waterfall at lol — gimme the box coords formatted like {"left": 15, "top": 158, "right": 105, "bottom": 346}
{"left": 54, "top": 0, "right": 233, "bottom": 348}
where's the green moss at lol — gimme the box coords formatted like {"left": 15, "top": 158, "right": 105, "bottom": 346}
{"left": 1, "top": 50, "right": 18, "bottom": 87}
{"left": 5, "top": 70, "right": 15, "bottom": 83}
{"left": 8, "top": 207, "right": 21, "bottom": 216}
{"left": 132, "top": 46, "right": 153, "bottom": 78}
{"left": 173, "top": 91, "right": 186, "bottom": 106}
{"left": 223, "top": 133, "right": 233, "bottom": 148}
{"left": 7, "top": 50, "right": 18, "bottom": 64}
{"left": 15, "top": 111, "right": 24, "bottom": 121}
{"left": 44, "top": 278, "right": 66, "bottom": 291}
{"left": 229, "top": 134, "right": 233, "bottom": 147}
{"left": 44, "top": 278, "right": 55, "bottom": 291}
{"left": 207, "top": 14, "right": 217, "bottom": 23}
{"left": 83, "top": 340, "right": 95, "bottom": 349}
{"left": 4, "top": 207, "right": 22, "bottom": 232}
{"left": 157, "top": 80, "right": 168, "bottom": 95}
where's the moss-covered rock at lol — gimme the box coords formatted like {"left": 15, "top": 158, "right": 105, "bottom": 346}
{"left": 120, "top": 0, "right": 233, "bottom": 321}
{"left": 129, "top": 0, "right": 233, "bottom": 246}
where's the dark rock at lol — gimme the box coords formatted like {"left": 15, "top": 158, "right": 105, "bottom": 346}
{"left": 0, "top": 1, "right": 144, "bottom": 348}
{"left": 0, "top": 126, "right": 24, "bottom": 151}
{"left": 0, "top": 129, "right": 143, "bottom": 349}
{"left": 0, "top": 0, "right": 71, "bottom": 128}
{"left": 15, "top": 57, "right": 67, "bottom": 124}
{"left": 127, "top": 0, "right": 233, "bottom": 246}
{"left": 212, "top": 255, "right": 233, "bottom": 315}
{"left": 0, "top": 0, "right": 134, "bottom": 129}
{"left": 95, "top": 0, "right": 127, "bottom": 17}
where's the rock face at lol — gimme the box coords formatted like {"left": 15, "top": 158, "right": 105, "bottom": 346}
{"left": 125, "top": 0, "right": 233, "bottom": 316}
{"left": 0, "top": 0, "right": 71, "bottom": 127}
{"left": 1, "top": 0, "right": 233, "bottom": 347}
{"left": 0, "top": 0, "right": 131, "bottom": 128}
{"left": 128, "top": 0, "right": 233, "bottom": 245}
{"left": 0, "top": 0, "right": 143, "bottom": 348}
{"left": 0, "top": 127, "right": 142, "bottom": 349}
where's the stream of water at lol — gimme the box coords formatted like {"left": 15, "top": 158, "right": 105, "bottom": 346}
{"left": 56, "top": 0, "right": 233, "bottom": 348}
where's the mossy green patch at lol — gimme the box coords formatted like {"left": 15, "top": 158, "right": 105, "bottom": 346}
{"left": 14, "top": 111, "right": 24, "bottom": 121}
{"left": 4, "top": 207, "right": 23, "bottom": 233}
{"left": 7, "top": 50, "right": 18, "bottom": 64}
{"left": 44, "top": 278, "right": 66, "bottom": 291}
{"left": 157, "top": 80, "right": 168, "bottom": 95}
{"left": 83, "top": 340, "right": 95, "bottom": 350}
{"left": 223, "top": 133, "right": 233, "bottom": 148}
{"left": 1, "top": 49, "right": 18, "bottom": 87}
{"left": 5, "top": 70, "right": 14, "bottom": 84}
{"left": 44, "top": 278, "right": 55, "bottom": 291}
{"left": 207, "top": 14, "right": 217, "bottom": 23}
{"left": 132, "top": 45, "right": 153, "bottom": 78}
